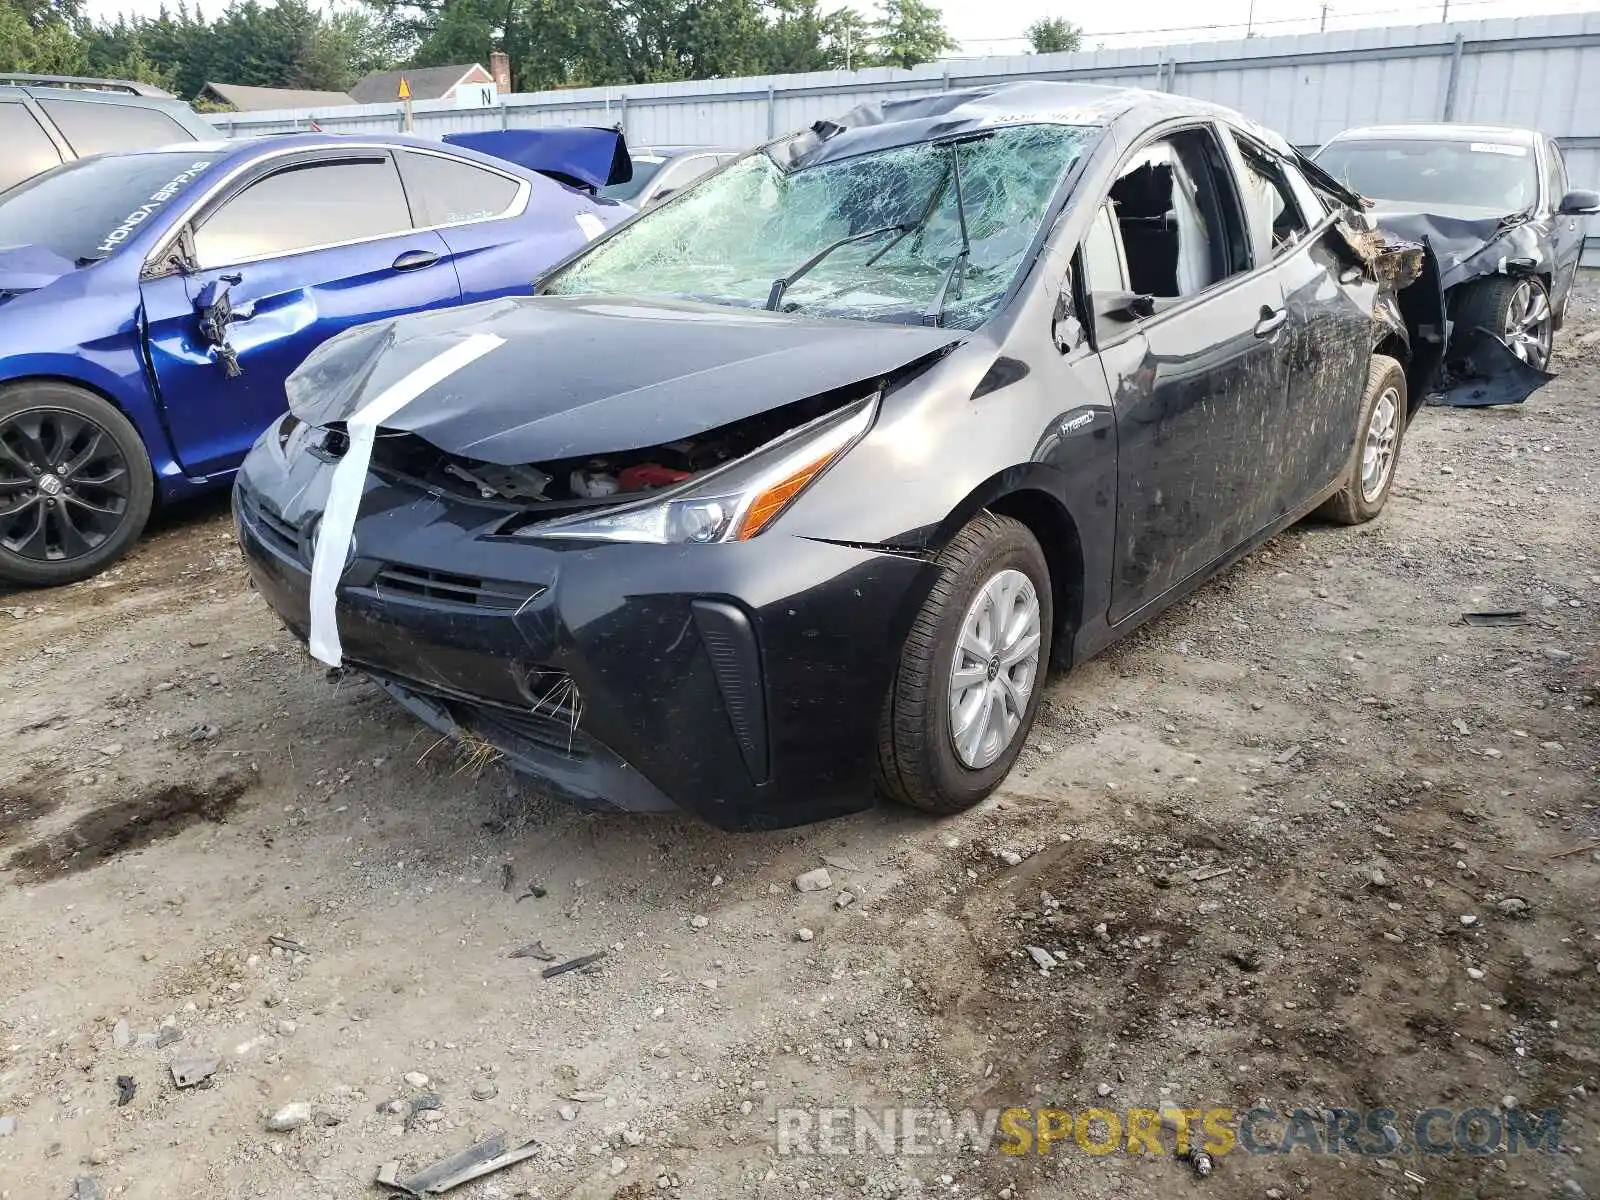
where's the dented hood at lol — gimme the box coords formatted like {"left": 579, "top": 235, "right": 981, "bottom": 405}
{"left": 1367, "top": 208, "right": 1551, "bottom": 292}
{"left": 286, "top": 295, "right": 965, "bottom": 463}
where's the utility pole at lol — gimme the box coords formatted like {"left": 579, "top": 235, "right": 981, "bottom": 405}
{"left": 1441, "top": 0, "right": 1450, "bottom": 19}
{"left": 1320, "top": 3, "right": 1330, "bottom": 32}
{"left": 1245, "top": 0, "right": 1255, "bottom": 38}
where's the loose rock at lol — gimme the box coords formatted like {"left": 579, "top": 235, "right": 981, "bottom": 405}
{"left": 794, "top": 868, "right": 833, "bottom": 892}
{"left": 266, "top": 1102, "right": 312, "bottom": 1132}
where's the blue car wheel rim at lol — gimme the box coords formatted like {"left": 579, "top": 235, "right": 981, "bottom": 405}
{"left": 0, "top": 408, "right": 131, "bottom": 563}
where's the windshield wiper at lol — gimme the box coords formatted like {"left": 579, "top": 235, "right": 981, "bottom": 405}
{"left": 922, "top": 142, "right": 972, "bottom": 327}
{"left": 765, "top": 223, "right": 914, "bottom": 311}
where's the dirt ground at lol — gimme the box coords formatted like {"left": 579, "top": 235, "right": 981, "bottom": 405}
{"left": 1, "top": 292, "right": 1597, "bottom": 1200}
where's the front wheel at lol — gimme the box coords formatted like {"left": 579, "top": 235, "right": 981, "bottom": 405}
{"left": 1451, "top": 275, "right": 1554, "bottom": 370}
{"left": 874, "top": 511, "right": 1053, "bottom": 815}
{"left": 0, "top": 383, "right": 154, "bottom": 588}
{"left": 1318, "top": 355, "right": 1407, "bottom": 526}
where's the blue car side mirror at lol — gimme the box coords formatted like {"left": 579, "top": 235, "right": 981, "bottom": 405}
{"left": 195, "top": 273, "right": 244, "bottom": 377}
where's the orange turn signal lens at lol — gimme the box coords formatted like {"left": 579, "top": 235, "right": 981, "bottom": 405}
{"left": 734, "top": 453, "right": 836, "bottom": 541}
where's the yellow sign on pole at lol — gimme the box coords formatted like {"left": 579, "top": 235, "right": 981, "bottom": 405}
{"left": 397, "top": 77, "right": 412, "bottom": 100}
{"left": 399, "top": 76, "right": 413, "bottom": 132}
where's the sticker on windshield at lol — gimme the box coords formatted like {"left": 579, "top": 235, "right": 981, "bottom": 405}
{"left": 95, "top": 160, "right": 214, "bottom": 256}
{"left": 1469, "top": 142, "right": 1528, "bottom": 157}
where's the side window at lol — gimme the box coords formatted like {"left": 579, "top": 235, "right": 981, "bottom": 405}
{"left": 0, "top": 102, "right": 63, "bottom": 192}
{"left": 193, "top": 157, "right": 413, "bottom": 268}
{"left": 1227, "top": 130, "right": 1310, "bottom": 262}
{"left": 37, "top": 99, "right": 194, "bottom": 157}
{"left": 1081, "top": 200, "right": 1129, "bottom": 293}
{"left": 397, "top": 151, "right": 521, "bottom": 227}
{"left": 1545, "top": 141, "right": 1569, "bottom": 210}
{"left": 1106, "top": 128, "right": 1248, "bottom": 301}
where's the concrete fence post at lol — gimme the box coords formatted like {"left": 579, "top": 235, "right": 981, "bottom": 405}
{"left": 1443, "top": 33, "right": 1465, "bottom": 120}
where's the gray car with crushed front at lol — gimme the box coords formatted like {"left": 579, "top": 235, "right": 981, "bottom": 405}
{"left": 1315, "top": 122, "right": 1600, "bottom": 406}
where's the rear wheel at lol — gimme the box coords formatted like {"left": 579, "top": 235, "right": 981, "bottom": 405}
{"left": 0, "top": 383, "right": 153, "bottom": 588}
{"left": 1451, "top": 275, "right": 1554, "bottom": 370}
{"left": 874, "top": 512, "right": 1052, "bottom": 815}
{"left": 1318, "top": 355, "right": 1407, "bottom": 526}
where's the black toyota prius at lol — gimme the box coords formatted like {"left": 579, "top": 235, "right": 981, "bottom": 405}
{"left": 234, "top": 81, "right": 1440, "bottom": 831}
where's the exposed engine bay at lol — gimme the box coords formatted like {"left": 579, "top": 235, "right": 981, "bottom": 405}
{"left": 360, "top": 391, "right": 857, "bottom": 516}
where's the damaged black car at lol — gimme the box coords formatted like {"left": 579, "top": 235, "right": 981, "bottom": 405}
{"left": 234, "top": 82, "right": 1442, "bottom": 831}
{"left": 1315, "top": 122, "right": 1599, "bottom": 406}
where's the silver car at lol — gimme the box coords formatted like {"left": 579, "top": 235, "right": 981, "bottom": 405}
{"left": 599, "top": 145, "right": 740, "bottom": 207}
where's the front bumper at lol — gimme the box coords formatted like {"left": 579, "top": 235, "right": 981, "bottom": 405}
{"left": 232, "top": 434, "right": 935, "bottom": 831}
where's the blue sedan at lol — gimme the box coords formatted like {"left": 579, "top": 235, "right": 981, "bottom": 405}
{"left": 0, "top": 129, "right": 632, "bottom": 586}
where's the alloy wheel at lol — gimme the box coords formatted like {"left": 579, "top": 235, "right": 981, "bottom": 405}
{"left": 0, "top": 407, "right": 132, "bottom": 562}
{"left": 1360, "top": 385, "right": 1401, "bottom": 503}
{"left": 1503, "top": 279, "right": 1553, "bottom": 370}
{"left": 947, "top": 567, "right": 1042, "bottom": 770}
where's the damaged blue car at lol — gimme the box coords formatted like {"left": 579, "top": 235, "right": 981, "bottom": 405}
{"left": 0, "top": 127, "right": 631, "bottom": 586}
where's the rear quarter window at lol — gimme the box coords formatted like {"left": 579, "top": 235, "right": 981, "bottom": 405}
{"left": 38, "top": 99, "right": 196, "bottom": 158}
{"left": 397, "top": 151, "right": 522, "bottom": 226}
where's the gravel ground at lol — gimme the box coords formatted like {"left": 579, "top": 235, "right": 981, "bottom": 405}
{"left": 0, "top": 288, "right": 1596, "bottom": 1200}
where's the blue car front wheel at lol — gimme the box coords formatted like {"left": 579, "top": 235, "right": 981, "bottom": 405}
{"left": 0, "top": 383, "right": 153, "bottom": 588}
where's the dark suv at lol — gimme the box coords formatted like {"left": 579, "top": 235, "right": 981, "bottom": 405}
{"left": 0, "top": 74, "right": 216, "bottom": 193}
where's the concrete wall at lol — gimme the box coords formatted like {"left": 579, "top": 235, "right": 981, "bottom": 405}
{"left": 207, "top": 12, "right": 1600, "bottom": 261}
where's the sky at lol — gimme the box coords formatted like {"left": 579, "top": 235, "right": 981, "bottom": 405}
{"left": 77, "top": 0, "right": 1600, "bottom": 57}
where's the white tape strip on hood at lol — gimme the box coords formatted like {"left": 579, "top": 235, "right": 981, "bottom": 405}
{"left": 307, "top": 333, "right": 505, "bottom": 667}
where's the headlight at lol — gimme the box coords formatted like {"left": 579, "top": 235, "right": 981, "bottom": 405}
{"left": 275, "top": 413, "right": 316, "bottom": 463}
{"left": 524, "top": 394, "right": 877, "bottom": 545}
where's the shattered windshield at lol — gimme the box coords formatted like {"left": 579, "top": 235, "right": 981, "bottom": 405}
{"left": 548, "top": 123, "right": 1095, "bottom": 328}
{"left": 1315, "top": 138, "right": 1539, "bottom": 212}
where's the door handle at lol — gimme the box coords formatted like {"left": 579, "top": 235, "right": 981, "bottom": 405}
{"left": 392, "top": 249, "right": 440, "bottom": 271}
{"left": 1338, "top": 265, "right": 1363, "bottom": 284}
{"left": 1254, "top": 306, "right": 1288, "bottom": 337}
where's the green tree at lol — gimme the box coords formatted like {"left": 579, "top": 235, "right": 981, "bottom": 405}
{"left": 1025, "top": 15, "right": 1079, "bottom": 53}
{"left": 820, "top": 4, "right": 869, "bottom": 69}
{"left": 869, "top": 0, "right": 953, "bottom": 70}
{"left": 0, "top": 0, "right": 86, "bottom": 73}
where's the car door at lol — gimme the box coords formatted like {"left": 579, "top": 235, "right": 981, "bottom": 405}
{"left": 1542, "top": 139, "right": 1583, "bottom": 316}
{"left": 394, "top": 147, "right": 596, "bottom": 304}
{"left": 139, "top": 150, "right": 459, "bottom": 480}
{"left": 1224, "top": 127, "right": 1372, "bottom": 518}
{"left": 1082, "top": 126, "right": 1291, "bottom": 625}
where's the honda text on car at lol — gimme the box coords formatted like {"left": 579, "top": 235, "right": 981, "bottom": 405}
{"left": 0, "top": 128, "right": 631, "bottom": 586}
{"left": 234, "top": 83, "right": 1443, "bottom": 830}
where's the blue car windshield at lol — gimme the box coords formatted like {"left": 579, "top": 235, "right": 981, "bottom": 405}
{"left": 0, "top": 150, "right": 223, "bottom": 265}
{"left": 549, "top": 123, "right": 1095, "bottom": 329}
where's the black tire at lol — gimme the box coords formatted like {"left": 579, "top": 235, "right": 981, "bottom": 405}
{"left": 1449, "top": 275, "right": 1553, "bottom": 370}
{"left": 0, "top": 382, "right": 154, "bottom": 588}
{"left": 1318, "top": 355, "right": 1407, "bottom": 526}
{"left": 874, "top": 511, "right": 1053, "bottom": 815}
